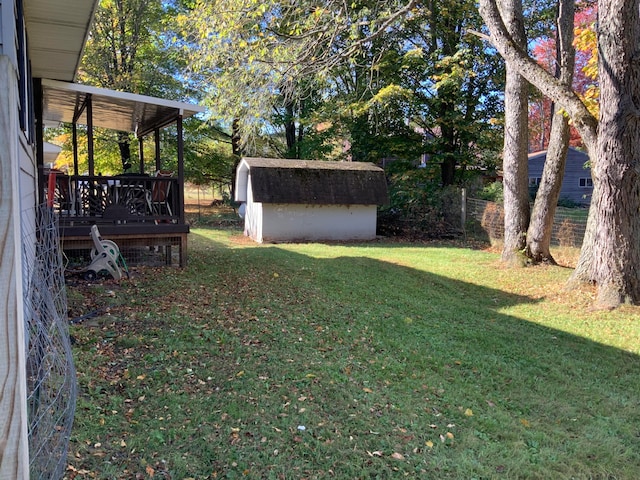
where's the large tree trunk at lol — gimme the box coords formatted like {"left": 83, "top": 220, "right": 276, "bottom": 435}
{"left": 499, "top": 0, "right": 530, "bottom": 265}
{"left": 477, "top": 0, "right": 598, "bottom": 290}
{"left": 525, "top": 0, "right": 575, "bottom": 263}
{"left": 589, "top": 0, "right": 640, "bottom": 308}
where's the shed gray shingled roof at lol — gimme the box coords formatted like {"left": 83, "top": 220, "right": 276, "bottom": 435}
{"left": 242, "top": 157, "right": 389, "bottom": 205}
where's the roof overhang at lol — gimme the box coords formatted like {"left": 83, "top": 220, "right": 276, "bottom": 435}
{"left": 24, "top": 0, "right": 100, "bottom": 81}
{"left": 42, "top": 79, "right": 206, "bottom": 137}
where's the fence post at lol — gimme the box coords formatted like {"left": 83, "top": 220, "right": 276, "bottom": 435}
{"left": 461, "top": 188, "right": 467, "bottom": 233}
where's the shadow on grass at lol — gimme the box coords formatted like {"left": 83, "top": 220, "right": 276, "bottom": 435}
{"left": 71, "top": 231, "right": 640, "bottom": 479}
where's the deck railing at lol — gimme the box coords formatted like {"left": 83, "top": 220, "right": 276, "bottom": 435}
{"left": 49, "top": 174, "right": 181, "bottom": 225}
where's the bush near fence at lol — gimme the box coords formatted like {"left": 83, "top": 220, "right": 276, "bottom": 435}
{"left": 466, "top": 197, "right": 587, "bottom": 248}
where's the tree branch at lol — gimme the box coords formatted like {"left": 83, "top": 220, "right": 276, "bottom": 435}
{"left": 476, "top": 0, "right": 598, "bottom": 157}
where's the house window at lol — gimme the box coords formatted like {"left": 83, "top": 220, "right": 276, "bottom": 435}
{"left": 579, "top": 178, "right": 593, "bottom": 188}
{"left": 16, "top": 0, "right": 34, "bottom": 141}
{"left": 529, "top": 177, "right": 542, "bottom": 187}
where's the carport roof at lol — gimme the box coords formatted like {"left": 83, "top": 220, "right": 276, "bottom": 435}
{"left": 42, "top": 79, "right": 206, "bottom": 137}
{"left": 25, "top": 0, "right": 99, "bottom": 81}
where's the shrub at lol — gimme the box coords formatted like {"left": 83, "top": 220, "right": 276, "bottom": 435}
{"left": 477, "top": 181, "right": 504, "bottom": 202}
{"left": 378, "top": 161, "right": 459, "bottom": 238}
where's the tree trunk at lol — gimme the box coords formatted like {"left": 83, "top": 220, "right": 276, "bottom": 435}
{"left": 525, "top": 0, "right": 575, "bottom": 264}
{"left": 477, "top": 0, "right": 598, "bottom": 157}
{"left": 478, "top": 0, "right": 598, "bottom": 287}
{"left": 589, "top": 0, "right": 640, "bottom": 308}
{"left": 284, "top": 101, "right": 297, "bottom": 159}
{"left": 230, "top": 118, "right": 242, "bottom": 202}
{"left": 499, "top": 0, "right": 530, "bottom": 265}
{"left": 117, "top": 131, "right": 132, "bottom": 172}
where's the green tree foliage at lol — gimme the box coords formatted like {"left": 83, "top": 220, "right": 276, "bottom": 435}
{"left": 181, "top": 0, "right": 503, "bottom": 186}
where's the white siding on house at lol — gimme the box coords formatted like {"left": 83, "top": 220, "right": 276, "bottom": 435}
{"left": 528, "top": 148, "right": 592, "bottom": 205}
{"left": 0, "top": 53, "right": 30, "bottom": 480}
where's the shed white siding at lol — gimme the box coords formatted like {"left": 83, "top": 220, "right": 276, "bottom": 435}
{"left": 260, "top": 204, "right": 377, "bottom": 243}
{"left": 244, "top": 172, "right": 263, "bottom": 241}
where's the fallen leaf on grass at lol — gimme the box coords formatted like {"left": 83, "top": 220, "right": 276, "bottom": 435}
{"left": 464, "top": 408, "right": 474, "bottom": 417}
{"left": 425, "top": 440, "right": 434, "bottom": 448}
{"left": 145, "top": 465, "right": 155, "bottom": 476}
{"left": 391, "top": 452, "right": 405, "bottom": 460}
{"left": 367, "top": 450, "right": 383, "bottom": 457}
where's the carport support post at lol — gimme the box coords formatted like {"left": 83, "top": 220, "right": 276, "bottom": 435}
{"left": 138, "top": 135, "right": 145, "bottom": 173}
{"left": 154, "top": 128, "right": 161, "bottom": 171}
{"left": 86, "top": 94, "right": 94, "bottom": 176}
{"left": 177, "top": 113, "right": 185, "bottom": 225}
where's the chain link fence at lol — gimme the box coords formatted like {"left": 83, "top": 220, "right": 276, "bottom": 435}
{"left": 23, "top": 205, "right": 77, "bottom": 480}
{"left": 465, "top": 196, "right": 588, "bottom": 248}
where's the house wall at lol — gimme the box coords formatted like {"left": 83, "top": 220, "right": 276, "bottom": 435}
{"left": 0, "top": 48, "right": 30, "bottom": 480}
{"left": 528, "top": 148, "right": 592, "bottom": 205}
{"left": 259, "top": 203, "right": 378, "bottom": 243}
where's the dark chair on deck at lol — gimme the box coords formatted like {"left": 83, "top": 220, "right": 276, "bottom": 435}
{"left": 151, "top": 170, "right": 173, "bottom": 218}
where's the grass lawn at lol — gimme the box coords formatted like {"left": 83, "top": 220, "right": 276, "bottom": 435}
{"left": 65, "top": 226, "right": 640, "bottom": 479}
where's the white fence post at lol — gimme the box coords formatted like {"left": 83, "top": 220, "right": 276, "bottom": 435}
{"left": 461, "top": 188, "right": 467, "bottom": 233}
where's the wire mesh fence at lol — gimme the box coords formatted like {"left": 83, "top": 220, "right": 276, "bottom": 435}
{"left": 466, "top": 197, "right": 588, "bottom": 248}
{"left": 23, "top": 204, "right": 77, "bottom": 480}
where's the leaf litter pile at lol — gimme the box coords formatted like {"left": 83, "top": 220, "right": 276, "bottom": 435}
{"left": 65, "top": 233, "right": 640, "bottom": 479}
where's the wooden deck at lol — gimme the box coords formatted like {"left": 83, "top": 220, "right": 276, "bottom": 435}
{"left": 52, "top": 173, "right": 190, "bottom": 266}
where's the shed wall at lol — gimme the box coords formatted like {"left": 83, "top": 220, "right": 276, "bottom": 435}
{"left": 244, "top": 172, "right": 263, "bottom": 241}
{"left": 259, "top": 204, "right": 377, "bottom": 243}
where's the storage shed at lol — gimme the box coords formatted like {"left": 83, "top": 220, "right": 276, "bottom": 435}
{"left": 235, "top": 157, "right": 389, "bottom": 243}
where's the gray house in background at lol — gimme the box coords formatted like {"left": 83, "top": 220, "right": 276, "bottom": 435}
{"left": 235, "top": 157, "right": 389, "bottom": 243}
{"left": 528, "top": 147, "right": 592, "bottom": 205}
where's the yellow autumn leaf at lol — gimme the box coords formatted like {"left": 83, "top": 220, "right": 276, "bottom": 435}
{"left": 520, "top": 418, "right": 531, "bottom": 428}
{"left": 446, "top": 432, "right": 454, "bottom": 439}
{"left": 464, "top": 408, "right": 474, "bottom": 417}
{"left": 363, "top": 387, "right": 373, "bottom": 393}
{"left": 425, "top": 440, "right": 434, "bottom": 448}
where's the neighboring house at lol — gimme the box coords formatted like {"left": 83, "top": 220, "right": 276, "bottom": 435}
{"left": 528, "top": 147, "right": 593, "bottom": 205}
{"left": 235, "top": 157, "right": 389, "bottom": 243}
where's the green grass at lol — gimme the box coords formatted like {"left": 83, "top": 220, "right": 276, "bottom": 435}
{"left": 66, "top": 228, "right": 640, "bottom": 479}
